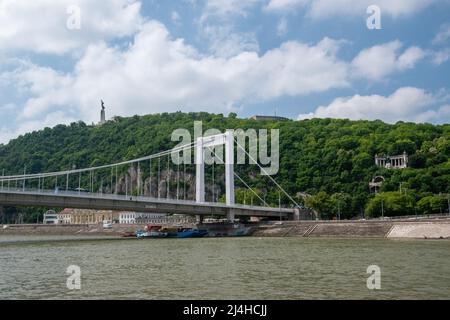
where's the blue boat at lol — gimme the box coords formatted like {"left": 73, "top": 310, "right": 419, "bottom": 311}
{"left": 164, "top": 227, "right": 208, "bottom": 238}
{"left": 136, "top": 225, "right": 208, "bottom": 238}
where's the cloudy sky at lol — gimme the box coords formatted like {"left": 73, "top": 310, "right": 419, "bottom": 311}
{"left": 1, "top": 0, "right": 450, "bottom": 144}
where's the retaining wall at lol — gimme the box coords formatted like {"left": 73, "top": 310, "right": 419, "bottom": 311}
{"left": 253, "top": 219, "right": 450, "bottom": 239}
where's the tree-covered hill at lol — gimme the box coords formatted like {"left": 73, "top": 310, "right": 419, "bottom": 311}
{"left": 0, "top": 112, "right": 449, "bottom": 220}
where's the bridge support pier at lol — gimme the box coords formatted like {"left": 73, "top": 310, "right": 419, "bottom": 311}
{"left": 226, "top": 209, "right": 235, "bottom": 222}
{"left": 196, "top": 215, "right": 204, "bottom": 224}
{"left": 292, "top": 208, "right": 300, "bottom": 221}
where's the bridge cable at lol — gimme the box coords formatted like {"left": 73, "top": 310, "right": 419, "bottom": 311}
{"left": 0, "top": 141, "right": 196, "bottom": 181}
{"left": 233, "top": 171, "right": 269, "bottom": 207}
{"left": 234, "top": 137, "right": 300, "bottom": 208}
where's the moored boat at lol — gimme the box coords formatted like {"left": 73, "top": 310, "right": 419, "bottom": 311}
{"left": 136, "top": 225, "right": 168, "bottom": 238}
{"left": 197, "top": 222, "right": 254, "bottom": 237}
{"left": 136, "top": 225, "right": 208, "bottom": 238}
{"left": 121, "top": 231, "right": 137, "bottom": 238}
{"left": 161, "top": 226, "right": 208, "bottom": 238}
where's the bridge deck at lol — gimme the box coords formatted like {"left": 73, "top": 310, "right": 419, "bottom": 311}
{"left": 0, "top": 189, "right": 294, "bottom": 218}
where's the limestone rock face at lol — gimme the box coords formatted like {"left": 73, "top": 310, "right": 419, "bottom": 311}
{"left": 111, "top": 165, "right": 223, "bottom": 201}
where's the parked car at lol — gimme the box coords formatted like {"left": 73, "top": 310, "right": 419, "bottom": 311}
{"left": 102, "top": 220, "right": 113, "bottom": 229}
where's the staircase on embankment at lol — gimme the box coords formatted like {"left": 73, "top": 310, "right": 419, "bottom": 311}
{"left": 252, "top": 219, "right": 450, "bottom": 239}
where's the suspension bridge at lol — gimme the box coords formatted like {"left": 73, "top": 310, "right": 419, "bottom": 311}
{"left": 0, "top": 132, "right": 302, "bottom": 221}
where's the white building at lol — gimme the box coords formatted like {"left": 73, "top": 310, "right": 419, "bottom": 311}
{"left": 119, "top": 212, "right": 195, "bottom": 224}
{"left": 119, "top": 212, "right": 167, "bottom": 224}
{"left": 58, "top": 210, "right": 72, "bottom": 224}
{"left": 375, "top": 151, "right": 408, "bottom": 169}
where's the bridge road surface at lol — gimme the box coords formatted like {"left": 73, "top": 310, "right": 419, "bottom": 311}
{"left": 0, "top": 189, "right": 295, "bottom": 219}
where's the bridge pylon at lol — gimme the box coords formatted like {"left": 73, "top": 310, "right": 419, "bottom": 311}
{"left": 196, "top": 131, "right": 235, "bottom": 221}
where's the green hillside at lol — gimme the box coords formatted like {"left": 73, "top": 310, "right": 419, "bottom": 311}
{"left": 0, "top": 112, "right": 449, "bottom": 221}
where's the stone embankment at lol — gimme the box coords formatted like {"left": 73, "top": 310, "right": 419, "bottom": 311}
{"left": 0, "top": 223, "right": 146, "bottom": 236}
{"left": 252, "top": 219, "right": 450, "bottom": 239}
{"left": 2, "top": 219, "right": 450, "bottom": 239}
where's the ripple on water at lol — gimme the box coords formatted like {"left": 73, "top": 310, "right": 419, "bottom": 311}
{"left": 0, "top": 236, "right": 449, "bottom": 299}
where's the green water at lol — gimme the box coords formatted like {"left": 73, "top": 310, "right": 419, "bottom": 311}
{"left": 0, "top": 235, "right": 449, "bottom": 299}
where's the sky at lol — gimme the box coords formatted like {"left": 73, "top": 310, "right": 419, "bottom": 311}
{"left": 0, "top": 0, "right": 450, "bottom": 144}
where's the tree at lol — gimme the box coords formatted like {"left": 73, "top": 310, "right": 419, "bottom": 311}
{"left": 417, "top": 196, "right": 447, "bottom": 215}
{"left": 0, "top": 112, "right": 448, "bottom": 221}
{"left": 306, "top": 191, "right": 334, "bottom": 220}
{"left": 365, "top": 192, "right": 415, "bottom": 218}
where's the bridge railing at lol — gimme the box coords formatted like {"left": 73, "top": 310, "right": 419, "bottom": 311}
{"left": 0, "top": 187, "right": 294, "bottom": 212}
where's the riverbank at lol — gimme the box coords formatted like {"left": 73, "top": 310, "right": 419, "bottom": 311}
{"left": 1, "top": 218, "right": 450, "bottom": 239}
{"left": 0, "top": 223, "right": 141, "bottom": 237}
{"left": 253, "top": 218, "right": 450, "bottom": 239}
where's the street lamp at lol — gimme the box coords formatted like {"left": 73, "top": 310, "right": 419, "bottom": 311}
{"left": 336, "top": 192, "right": 344, "bottom": 220}
{"left": 23, "top": 165, "right": 26, "bottom": 192}
{"left": 278, "top": 191, "right": 282, "bottom": 222}
{"left": 447, "top": 194, "right": 450, "bottom": 216}
{"left": 337, "top": 200, "right": 341, "bottom": 221}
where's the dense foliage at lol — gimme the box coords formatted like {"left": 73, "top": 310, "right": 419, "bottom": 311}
{"left": 0, "top": 112, "right": 449, "bottom": 221}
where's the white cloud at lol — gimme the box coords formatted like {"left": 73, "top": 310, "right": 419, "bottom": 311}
{"left": 433, "top": 23, "right": 450, "bottom": 44}
{"left": 298, "top": 87, "right": 448, "bottom": 124}
{"left": 0, "top": 111, "right": 78, "bottom": 144}
{"left": 0, "top": 0, "right": 143, "bottom": 54}
{"left": 413, "top": 104, "right": 450, "bottom": 123}
{"left": 398, "top": 46, "right": 426, "bottom": 69}
{"left": 265, "top": 0, "right": 437, "bottom": 18}
{"left": 308, "top": 0, "right": 437, "bottom": 19}
{"left": 202, "top": 0, "right": 263, "bottom": 19}
{"left": 198, "top": 1, "right": 263, "bottom": 58}
{"left": 351, "top": 41, "right": 425, "bottom": 81}
{"left": 265, "top": 0, "right": 308, "bottom": 12}
{"left": 431, "top": 48, "right": 450, "bottom": 65}
{"left": 2, "top": 62, "right": 75, "bottom": 120}
{"left": 0, "top": 103, "right": 16, "bottom": 113}
{"left": 2, "top": 22, "right": 349, "bottom": 141}
{"left": 201, "top": 25, "right": 260, "bottom": 57}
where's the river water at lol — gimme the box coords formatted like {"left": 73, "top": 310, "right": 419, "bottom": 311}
{"left": 0, "top": 235, "right": 449, "bottom": 300}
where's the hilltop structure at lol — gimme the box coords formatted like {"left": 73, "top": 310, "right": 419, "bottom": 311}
{"left": 375, "top": 152, "right": 408, "bottom": 169}
{"left": 250, "top": 115, "right": 289, "bottom": 121}
{"left": 369, "top": 176, "right": 385, "bottom": 193}
{"left": 100, "top": 100, "right": 106, "bottom": 124}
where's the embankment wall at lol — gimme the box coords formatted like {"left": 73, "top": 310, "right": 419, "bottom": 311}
{"left": 2, "top": 219, "right": 450, "bottom": 239}
{"left": 252, "top": 219, "right": 450, "bottom": 239}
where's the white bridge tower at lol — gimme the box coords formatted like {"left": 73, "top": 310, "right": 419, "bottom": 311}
{"left": 196, "top": 131, "right": 235, "bottom": 221}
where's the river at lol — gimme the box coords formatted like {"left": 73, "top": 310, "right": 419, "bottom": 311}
{"left": 0, "top": 235, "right": 449, "bottom": 299}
